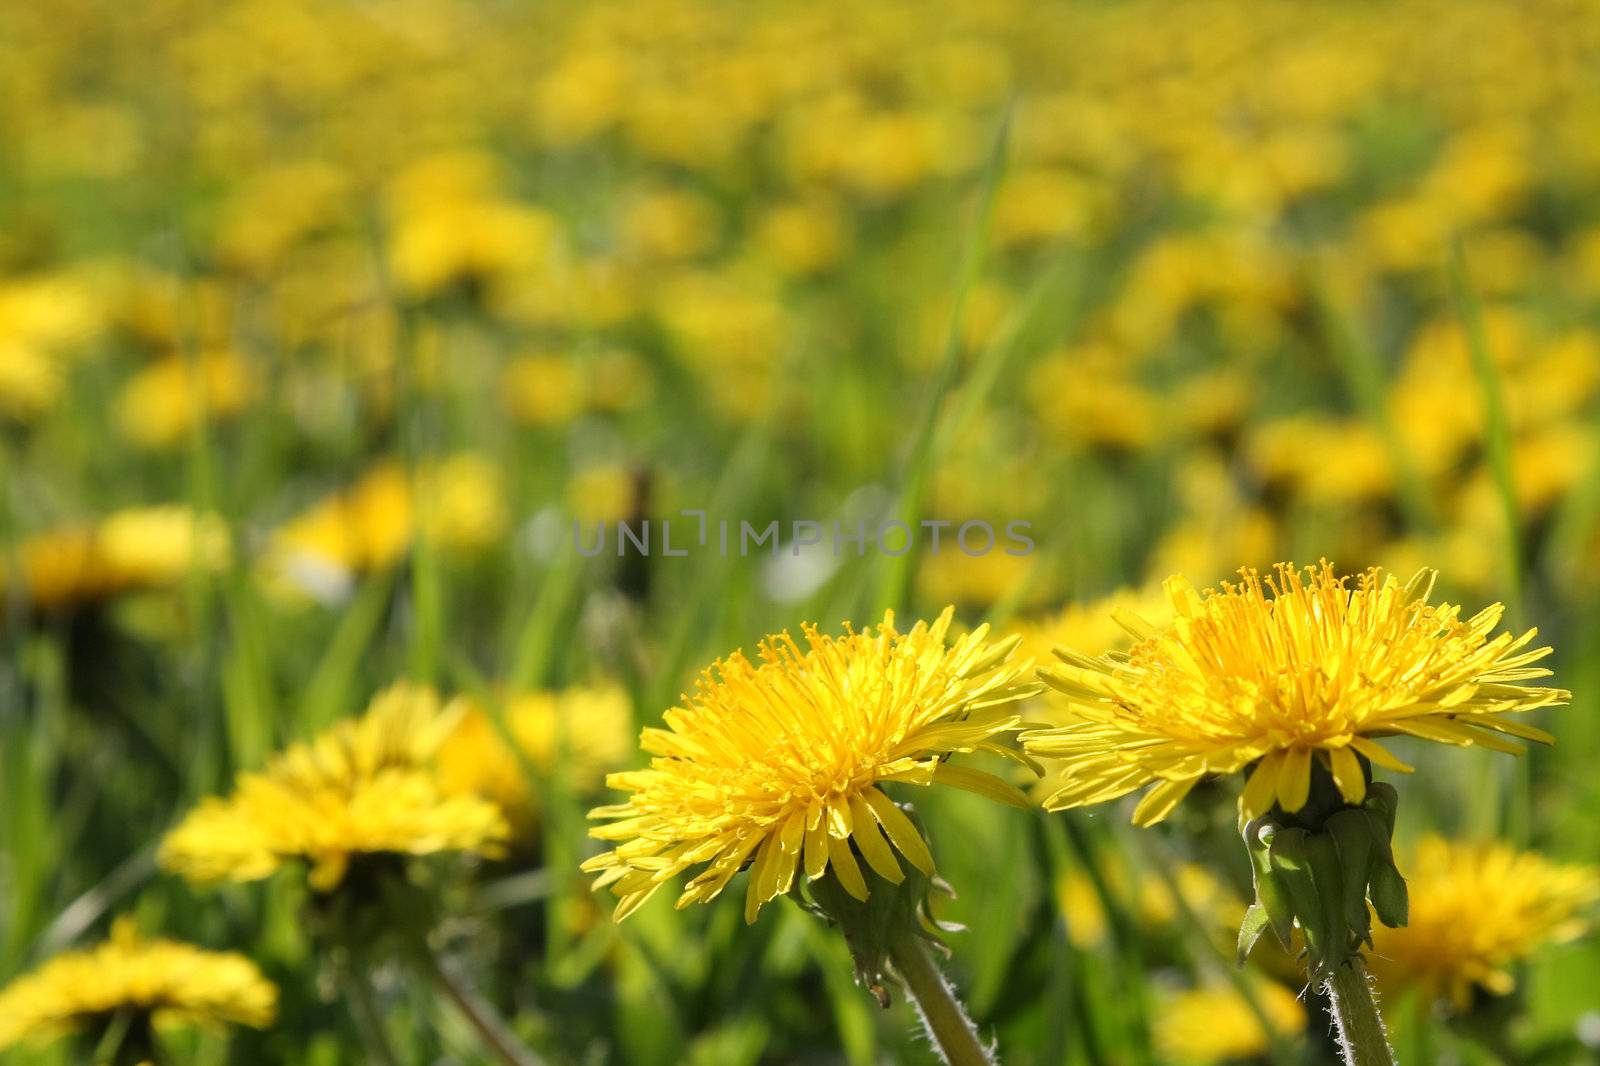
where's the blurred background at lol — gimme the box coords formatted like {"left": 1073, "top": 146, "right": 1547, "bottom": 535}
{"left": 2, "top": 0, "right": 1600, "bottom": 1062}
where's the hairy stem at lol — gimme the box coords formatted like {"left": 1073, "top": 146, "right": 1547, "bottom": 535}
{"left": 1325, "top": 955, "right": 1397, "bottom": 1066}
{"left": 887, "top": 928, "right": 997, "bottom": 1066}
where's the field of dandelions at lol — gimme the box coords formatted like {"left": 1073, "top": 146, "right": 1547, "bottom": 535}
{"left": 4, "top": 1, "right": 1600, "bottom": 1064}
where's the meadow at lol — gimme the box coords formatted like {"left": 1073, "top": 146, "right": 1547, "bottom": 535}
{"left": 2, "top": 0, "right": 1600, "bottom": 1063}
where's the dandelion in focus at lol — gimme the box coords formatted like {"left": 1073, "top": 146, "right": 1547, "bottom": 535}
{"left": 585, "top": 607, "right": 1040, "bottom": 1065}
{"left": 584, "top": 607, "right": 1037, "bottom": 921}
{"left": 1025, "top": 561, "right": 1568, "bottom": 1066}
{"left": 1026, "top": 562, "right": 1565, "bottom": 825}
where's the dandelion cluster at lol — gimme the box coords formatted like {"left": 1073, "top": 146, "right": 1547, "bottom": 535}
{"left": 5, "top": 0, "right": 1600, "bottom": 1062}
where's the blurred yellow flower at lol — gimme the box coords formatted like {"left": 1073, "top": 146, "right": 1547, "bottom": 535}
{"left": 385, "top": 152, "right": 561, "bottom": 299}
{"left": 263, "top": 455, "right": 507, "bottom": 597}
{"left": 1028, "top": 345, "right": 1161, "bottom": 453}
{"left": 115, "top": 351, "right": 258, "bottom": 449}
{"left": 916, "top": 549, "right": 1037, "bottom": 612}
{"left": 1245, "top": 416, "right": 1394, "bottom": 505}
{"left": 991, "top": 167, "right": 1097, "bottom": 248}
{"left": 620, "top": 187, "right": 720, "bottom": 261}
{"left": 584, "top": 608, "right": 1040, "bottom": 921}
{"left": 0, "top": 342, "right": 64, "bottom": 420}
{"left": 1026, "top": 562, "right": 1566, "bottom": 825}
{"left": 0, "top": 917, "right": 276, "bottom": 1052}
{"left": 438, "top": 684, "right": 635, "bottom": 831}
{"left": 1056, "top": 858, "right": 1242, "bottom": 951}
{"left": 0, "top": 271, "right": 104, "bottom": 419}
{"left": 1367, "top": 837, "right": 1600, "bottom": 1009}
{"left": 3, "top": 507, "right": 228, "bottom": 612}
{"left": 753, "top": 198, "right": 848, "bottom": 276}
{"left": 215, "top": 161, "right": 350, "bottom": 274}
{"left": 1155, "top": 981, "right": 1305, "bottom": 1064}
{"left": 502, "top": 353, "right": 584, "bottom": 428}
{"left": 161, "top": 684, "right": 508, "bottom": 891}
{"left": 567, "top": 463, "right": 639, "bottom": 525}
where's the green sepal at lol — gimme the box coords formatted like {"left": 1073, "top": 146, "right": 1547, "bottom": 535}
{"left": 1267, "top": 827, "right": 1327, "bottom": 965}
{"left": 1243, "top": 817, "right": 1295, "bottom": 950}
{"left": 1363, "top": 782, "right": 1399, "bottom": 840}
{"left": 1369, "top": 858, "right": 1409, "bottom": 929}
{"left": 1304, "top": 831, "right": 1349, "bottom": 977}
{"left": 1237, "top": 903, "right": 1272, "bottom": 966}
{"left": 1326, "top": 809, "right": 1375, "bottom": 948}
{"left": 1360, "top": 782, "right": 1408, "bottom": 928}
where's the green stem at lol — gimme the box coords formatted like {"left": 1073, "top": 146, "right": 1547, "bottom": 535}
{"left": 335, "top": 948, "right": 400, "bottom": 1066}
{"left": 886, "top": 928, "right": 997, "bottom": 1066}
{"left": 408, "top": 931, "right": 545, "bottom": 1066}
{"left": 1325, "top": 955, "right": 1397, "bottom": 1066}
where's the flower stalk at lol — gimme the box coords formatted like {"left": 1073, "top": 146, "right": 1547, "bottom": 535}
{"left": 403, "top": 929, "right": 546, "bottom": 1066}
{"left": 887, "top": 925, "right": 997, "bottom": 1066}
{"left": 1326, "top": 956, "right": 1396, "bottom": 1066}
{"left": 807, "top": 846, "right": 998, "bottom": 1066}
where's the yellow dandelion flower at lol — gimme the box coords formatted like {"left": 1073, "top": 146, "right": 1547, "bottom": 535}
{"left": 1367, "top": 837, "right": 1600, "bottom": 1009}
{"left": 115, "top": 351, "right": 258, "bottom": 450}
{"left": 583, "top": 608, "right": 1040, "bottom": 922}
{"left": 161, "top": 685, "right": 508, "bottom": 891}
{"left": 3, "top": 507, "right": 228, "bottom": 612}
{"left": 1155, "top": 981, "right": 1305, "bottom": 1065}
{"left": 262, "top": 455, "right": 507, "bottom": 599}
{"left": 0, "top": 917, "right": 276, "bottom": 1052}
{"left": 437, "top": 684, "right": 635, "bottom": 832}
{"left": 1026, "top": 562, "right": 1566, "bottom": 826}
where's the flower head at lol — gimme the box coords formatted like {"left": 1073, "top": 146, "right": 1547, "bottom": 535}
{"left": 1367, "top": 836, "right": 1600, "bottom": 1008}
{"left": 161, "top": 684, "right": 509, "bottom": 890}
{"left": 1026, "top": 562, "right": 1566, "bottom": 825}
{"left": 583, "top": 608, "right": 1039, "bottom": 922}
{"left": 0, "top": 918, "right": 276, "bottom": 1052}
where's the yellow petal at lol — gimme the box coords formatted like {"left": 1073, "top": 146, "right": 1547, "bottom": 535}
{"left": 827, "top": 832, "right": 869, "bottom": 900}
{"left": 862, "top": 786, "right": 934, "bottom": 875}
{"left": 1327, "top": 746, "right": 1366, "bottom": 804}
{"left": 932, "top": 763, "right": 1032, "bottom": 808}
{"left": 1131, "top": 777, "right": 1197, "bottom": 826}
{"left": 1348, "top": 735, "right": 1414, "bottom": 773}
{"left": 1239, "top": 751, "right": 1283, "bottom": 819}
{"left": 848, "top": 793, "right": 904, "bottom": 884}
{"left": 803, "top": 813, "right": 830, "bottom": 881}
{"left": 1276, "top": 748, "right": 1312, "bottom": 812}
{"left": 744, "top": 831, "right": 782, "bottom": 923}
